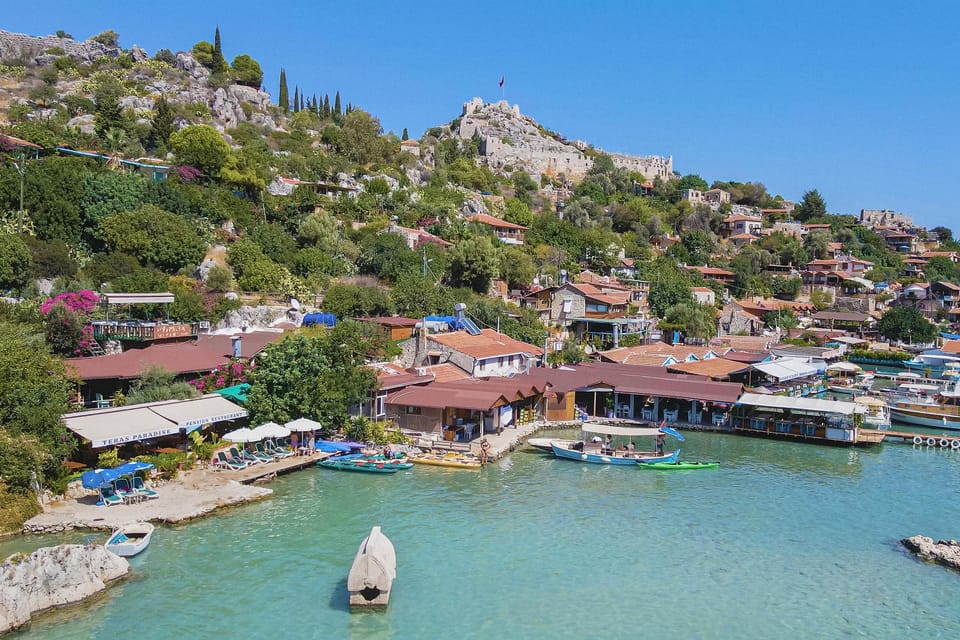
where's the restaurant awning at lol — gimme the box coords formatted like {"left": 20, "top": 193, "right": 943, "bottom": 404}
{"left": 752, "top": 359, "right": 819, "bottom": 382}
{"left": 62, "top": 395, "right": 248, "bottom": 448}
{"left": 149, "top": 395, "right": 249, "bottom": 430}
{"left": 736, "top": 393, "right": 860, "bottom": 416}
{"left": 63, "top": 407, "right": 185, "bottom": 449}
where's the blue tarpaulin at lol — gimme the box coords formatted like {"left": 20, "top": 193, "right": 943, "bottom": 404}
{"left": 303, "top": 313, "right": 336, "bottom": 327}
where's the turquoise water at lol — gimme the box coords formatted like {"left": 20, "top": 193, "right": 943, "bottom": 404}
{"left": 6, "top": 431, "right": 960, "bottom": 639}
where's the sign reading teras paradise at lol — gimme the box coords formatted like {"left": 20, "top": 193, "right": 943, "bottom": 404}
{"left": 61, "top": 395, "right": 249, "bottom": 449}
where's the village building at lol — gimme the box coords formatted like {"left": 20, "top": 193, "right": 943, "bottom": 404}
{"left": 468, "top": 213, "right": 527, "bottom": 245}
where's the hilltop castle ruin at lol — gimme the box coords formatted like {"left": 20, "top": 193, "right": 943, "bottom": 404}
{"left": 455, "top": 97, "right": 673, "bottom": 182}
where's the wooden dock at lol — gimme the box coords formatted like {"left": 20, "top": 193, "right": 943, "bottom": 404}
{"left": 863, "top": 429, "right": 960, "bottom": 448}
{"left": 229, "top": 452, "right": 334, "bottom": 484}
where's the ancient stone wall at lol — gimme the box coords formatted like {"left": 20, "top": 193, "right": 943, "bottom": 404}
{"left": 0, "top": 29, "right": 120, "bottom": 66}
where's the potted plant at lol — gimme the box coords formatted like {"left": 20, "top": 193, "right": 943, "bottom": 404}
{"left": 604, "top": 396, "right": 615, "bottom": 418}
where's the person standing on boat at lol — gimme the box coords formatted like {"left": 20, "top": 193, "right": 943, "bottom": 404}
{"left": 604, "top": 435, "right": 613, "bottom": 453}
{"left": 656, "top": 432, "right": 665, "bottom": 455}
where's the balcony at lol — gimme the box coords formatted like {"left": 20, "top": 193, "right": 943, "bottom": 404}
{"left": 91, "top": 321, "right": 202, "bottom": 342}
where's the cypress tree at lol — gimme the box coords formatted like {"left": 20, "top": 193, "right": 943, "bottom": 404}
{"left": 278, "top": 69, "right": 289, "bottom": 111}
{"left": 300, "top": 93, "right": 305, "bottom": 112}
{"left": 212, "top": 26, "right": 228, "bottom": 74}
{"left": 334, "top": 91, "right": 341, "bottom": 117}
{"left": 401, "top": 127, "right": 409, "bottom": 141}
{"left": 293, "top": 86, "right": 299, "bottom": 113}
{"left": 323, "top": 95, "right": 330, "bottom": 118}
{"left": 311, "top": 94, "right": 318, "bottom": 113}
{"left": 150, "top": 94, "right": 175, "bottom": 151}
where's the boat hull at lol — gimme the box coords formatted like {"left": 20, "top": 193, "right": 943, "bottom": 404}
{"left": 410, "top": 454, "right": 481, "bottom": 469}
{"left": 889, "top": 407, "right": 960, "bottom": 430}
{"left": 550, "top": 443, "right": 680, "bottom": 465}
{"left": 319, "top": 459, "right": 399, "bottom": 473}
{"left": 638, "top": 461, "right": 719, "bottom": 470}
{"left": 105, "top": 522, "right": 154, "bottom": 557}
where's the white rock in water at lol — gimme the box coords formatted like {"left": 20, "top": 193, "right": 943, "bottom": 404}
{"left": 0, "top": 544, "right": 129, "bottom": 634}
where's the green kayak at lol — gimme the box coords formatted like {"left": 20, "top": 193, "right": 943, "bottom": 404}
{"left": 319, "top": 459, "right": 399, "bottom": 473}
{"left": 638, "top": 461, "right": 719, "bottom": 470}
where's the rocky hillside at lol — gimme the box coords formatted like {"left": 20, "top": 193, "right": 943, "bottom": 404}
{"left": 0, "top": 28, "right": 277, "bottom": 139}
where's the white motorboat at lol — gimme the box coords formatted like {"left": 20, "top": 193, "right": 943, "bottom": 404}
{"left": 104, "top": 522, "right": 154, "bottom": 557}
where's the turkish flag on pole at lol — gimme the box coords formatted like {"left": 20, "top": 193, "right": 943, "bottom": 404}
{"left": 498, "top": 75, "right": 504, "bottom": 87}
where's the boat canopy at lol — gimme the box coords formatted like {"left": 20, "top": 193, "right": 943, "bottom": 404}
{"left": 580, "top": 422, "right": 661, "bottom": 437}
{"left": 737, "top": 393, "right": 861, "bottom": 416}
{"left": 825, "top": 361, "right": 862, "bottom": 374}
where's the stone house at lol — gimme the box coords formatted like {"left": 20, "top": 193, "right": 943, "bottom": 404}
{"left": 723, "top": 214, "right": 763, "bottom": 237}
{"left": 692, "top": 287, "right": 717, "bottom": 306}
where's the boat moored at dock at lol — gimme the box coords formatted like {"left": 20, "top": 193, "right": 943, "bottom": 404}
{"left": 549, "top": 420, "right": 682, "bottom": 465}
{"left": 889, "top": 379, "right": 960, "bottom": 429}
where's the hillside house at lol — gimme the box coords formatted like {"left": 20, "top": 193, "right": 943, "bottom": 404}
{"left": 723, "top": 214, "right": 763, "bottom": 237}
{"left": 468, "top": 213, "right": 527, "bottom": 245}
{"left": 686, "top": 266, "right": 736, "bottom": 287}
{"left": 420, "top": 329, "right": 542, "bottom": 378}
{"left": 386, "top": 221, "right": 452, "bottom": 250}
{"left": 692, "top": 287, "right": 716, "bottom": 306}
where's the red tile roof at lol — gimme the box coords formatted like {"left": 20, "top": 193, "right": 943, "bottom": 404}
{"left": 413, "top": 363, "right": 471, "bottom": 382}
{"left": 687, "top": 266, "right": 735, "bottom": 277}
{"left": 666, "top": 358, "right": 750, "bottom": 379}
{"left": 468, "top": 213, "right": 527, "bottom": 230}
{"left": 66, "top": 331, "right": 285, "bottom": 381}
{"left": 0, "top": 133, "right": 42, "bottom": 149}
{"left": 565, "top": 282, "right": 629, "bottom": 306}
{"left": 427, "top": 329, "right": 542, "bottom": 359}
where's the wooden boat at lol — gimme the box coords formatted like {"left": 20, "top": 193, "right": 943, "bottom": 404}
{"left": 637, "top": 461, "right": 719, "bottom": 470}
{"left": 104, "top": 522, "right": 154, "bottom": 557}
{"left": 889, "top": 379, "right": 960, "bottom": 429}
{"left": 549, "top": 421, "right": 682, "bottom": 465}
{"left": 360, "top": 455, "right": 414, "bottom": 470}
{"left": 318, "top": 458, "right": 399, "bottom": 473}
{"left": 526, "top": 437, "right": 575, "bottom": 453}
{"left": 348, "top": 526, "right": 396, "bottom": 608}
{"left": 410, "top": 452, "right": 482, "bottom": 469}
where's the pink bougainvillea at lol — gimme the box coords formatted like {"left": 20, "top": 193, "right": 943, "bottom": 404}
{"left": 190, "top": 359, "right": 254, "bottom": 393}
{"left": 176, "top": 165, "right": 202, "bottom": 182}
{"left": 41, "top": 290, "right": 99, "bottom": 316}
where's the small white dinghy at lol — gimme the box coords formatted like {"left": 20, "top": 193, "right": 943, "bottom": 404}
{"left": 104, "top": 522, "right": 154, "bottom": 557}
{"left": 347, "top": 526, "right": 396, "bottom": 608}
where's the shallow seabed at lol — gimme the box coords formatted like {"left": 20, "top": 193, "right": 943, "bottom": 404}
{"left": 6, "top": 431, "right": 960, "bottom": 639}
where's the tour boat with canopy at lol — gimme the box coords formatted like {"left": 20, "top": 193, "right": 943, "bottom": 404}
{"left": 549, "top": 421, "right": 683, "bottom": 465}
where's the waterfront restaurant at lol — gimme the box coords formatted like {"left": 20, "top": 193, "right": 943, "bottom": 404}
{"left": 523, "top": 362, "right": 743, "bottom": 427}
{"left": 385, "top": 378, "right": 547, "bottom": 441}
{"left": 731, "top": 393, "right": 884, "bottom": 446}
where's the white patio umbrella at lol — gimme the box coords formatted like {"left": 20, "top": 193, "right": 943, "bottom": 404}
{"left": 251, "top": 421, "right": 291, "bottom": 440}
{"left": 223, "top": 427, "right": 260, "bottom": 443}
{"left": 285, "top": 417, "right": 323, "bottom": 432}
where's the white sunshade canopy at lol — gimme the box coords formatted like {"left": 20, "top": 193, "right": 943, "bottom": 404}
{"left": 223, "top": 427, "right": 259, "bottom": 443}
{"left": 579, "top": 422, "right": 662, "bottom": 437}
{"left": 101, "top": 292, "right": 175, "bottom": 305}
{"left": 752, "top": 359, "right": 820, "bottom": 382}
{"left": 251, "top": 421, "right": 290, "bottom": 439}
{"left": 285, "top": 417, "right": 323, "bottom": 432}
{"left": 62, "top": 396, "right": 248, "bottom": 449}
{"left": 737, "top": 392, "right": 861, "bottom": 416}
{"left": 825, "top": 361, "right": 863, "bottom": 374}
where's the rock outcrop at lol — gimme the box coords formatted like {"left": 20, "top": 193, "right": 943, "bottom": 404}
{"left": 0, "top": 30, "right": 120, "bottom": 67}
{"left": 901, "top": 535, "right": 960, "bottom": 572}
{"left": 0, "top": 544, "right": 129, "bottom": 634}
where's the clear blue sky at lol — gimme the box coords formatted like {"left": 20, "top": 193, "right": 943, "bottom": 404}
{"left": 4, "top": 1, "right": 959, "bottom": 232}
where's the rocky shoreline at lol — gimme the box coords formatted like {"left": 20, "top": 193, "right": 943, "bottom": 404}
{"left": 0, "top": 544, "right": 129, "bottom": 634}
{"left": 901, "top": 535, "right": 960, "bottom": 572}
